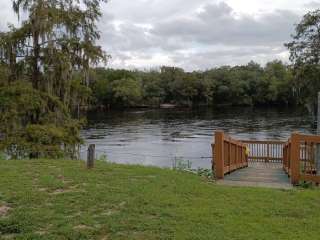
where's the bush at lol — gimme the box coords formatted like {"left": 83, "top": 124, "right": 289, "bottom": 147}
{"left": 0, "top": 83, "right": 83, "bottom": 159}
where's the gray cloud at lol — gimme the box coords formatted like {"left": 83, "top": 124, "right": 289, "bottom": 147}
{"left": 100, "top": 1, "right": 302, "bottom": 70}
{"left": 0, "top": 1, "right": 17, "bottom": 31}
{"left": 0, "top": 0, "right": 314, "bottom": 70}
{"left": 304, "top": 1, "right": 320, "bottom": 9}
{"left": 153, "top": 3, "right": 299, "bottom": 47}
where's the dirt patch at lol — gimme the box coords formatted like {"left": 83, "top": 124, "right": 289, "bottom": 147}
{"left": 49, "top": 188, "right": 75, "bottom": 195}
{"left": 101, "top": 210, "right": 118, "bottom": 216}
{"left": 50, "top": 188, "right": 86, "bottom": 195}
{"left": 35, "top": 230, "right": 48, "bottom": 236}
{"left": 73, "top": 225, "right": 93, "bottom": 230}
{"left": 0, "top": 205, "right": 11, "bottom": 217}
{"left": 38, "top": 187, "right": 48, "bottom": 192}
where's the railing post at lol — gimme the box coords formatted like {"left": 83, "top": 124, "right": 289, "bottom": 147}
{"left": 266, "top": 143, "right": 270, "bottom": 163}
{"left": 214, "top": 131, "right": 225, "bottom": 179}
{"left": 290, "top": 133, "right": 300, "bottom": 185}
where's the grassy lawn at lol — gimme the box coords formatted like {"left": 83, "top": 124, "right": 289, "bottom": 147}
{"left": 0, "top": 160, "right": 319, "bottom": 239}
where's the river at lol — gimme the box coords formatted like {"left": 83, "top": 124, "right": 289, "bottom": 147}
{"left": 81, "top": 107, "right": 314, "bottom": 169}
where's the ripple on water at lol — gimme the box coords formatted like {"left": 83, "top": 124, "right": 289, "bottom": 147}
{"left": 81, "top": 107, "right": 314, "bottom": 169}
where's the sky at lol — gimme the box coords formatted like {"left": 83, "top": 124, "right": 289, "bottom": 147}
{"left": 1, "top": 0, "right": 320, "bottom": 71}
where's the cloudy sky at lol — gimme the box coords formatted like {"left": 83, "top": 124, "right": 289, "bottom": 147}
{"left": 1, "top": 0, "right": 320, "bottom": 70}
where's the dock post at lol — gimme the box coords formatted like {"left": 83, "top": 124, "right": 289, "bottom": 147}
{"left": 214, "top": 131, "right": 225, "bottom": 179}
{"left": 87, "top": 144, "right": 95, "bottom": 169}
{"left": 290, "top": 133, "right": 300, "bottom": 185}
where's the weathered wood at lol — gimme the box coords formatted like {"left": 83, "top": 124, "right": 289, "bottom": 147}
{"left": 87, "top": 144, "right": 95, "bottom": 169}
{"left": 211, "top": 144, "right": 215, "bottom": 172}
{"left": 300, "top": 174, "right": 320, "bottom": 183}
{"left": 290, "top": 133, "right": 300, "bottom": 185}
{"left": 242, "top": 140, "right": 285, "bottom": 163}
{"left": 214, "top": 131, "right": 224, "bottom": 179}
{"left": 213, "top": 131, "right": 248, "bottom": 179}
{"left": 211, "top": 131, "right": 320, "bottom": 185}
{"left": 266, "top": 143, "right": 270, "bottom": 163}
{"left": 240, "top": 140, "right": 285, "bottom": 144}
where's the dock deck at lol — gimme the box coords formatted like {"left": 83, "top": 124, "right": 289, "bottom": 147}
{"left": 216, "top": 163, "right": 293, "bottom": 189}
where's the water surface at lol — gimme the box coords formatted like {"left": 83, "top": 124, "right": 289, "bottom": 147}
{"left": 81, "top": 107, "right": 313, "bottom": 169}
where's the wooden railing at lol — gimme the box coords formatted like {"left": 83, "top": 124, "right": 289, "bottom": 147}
{"left": 213, "top": 131, "right": 248, "bottom": 179}
{"left": 241, "top": 140, "right": 285, "bottom": 163}
{"left": 283, "top": 140, "right": 291, "bottom": 176}
{"left": 283, "top": 133, "right": 320, "bottom": 185}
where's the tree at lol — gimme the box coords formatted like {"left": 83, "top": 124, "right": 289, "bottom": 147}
{"left": 0, "top": 82, "right": 82, "bottom": 159}
{"left": 111, "top": 78, "right": 143, "bottom": 107}
{"left": 0, "top": 0, "right": 107, "bottom": 158}
{"left": 286, "top": 9, "right": 320, "bottom": 111}
{"left": 0, "top": 0, "right": 107, "bottom": 105}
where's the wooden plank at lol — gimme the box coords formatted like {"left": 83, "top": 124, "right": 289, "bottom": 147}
{"left": 300, "top": 175, "right": 320, "bottom": 183}
{"left": 240, "top": 140, "right": 285, "bottom": 144}
{"left": 290, "top": 133, "right": 300, "bottom": 185}
{"left": 214, "top": 131, "right": 225, "bottom": 179}
{"left": 211, "top": 144, "right": 215, "bottom": 171}
{"left": 297, "top": 134, "right": 320, "bottom": 144}
{"left": 248, "top": 156, "right": 283, "bottom": 161}
{"left": 87, "top": 144, "right": 95, "bottom": 169}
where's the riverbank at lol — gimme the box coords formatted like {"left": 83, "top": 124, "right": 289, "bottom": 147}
{"left": 0, "top": 159, "right": 320, "bottom": 239}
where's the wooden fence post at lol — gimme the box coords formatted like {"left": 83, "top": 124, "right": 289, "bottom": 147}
{"left": 266, "top": 143, "right": 270, "bottom": 163}
{"left": 87, "top": 144, "right": 95, "bottom": 169}
{"left": 290, "top": 133, "right": 300, "bottom": 185}
{"left": 214, "top": 131, "right": 225, "bottom": 179}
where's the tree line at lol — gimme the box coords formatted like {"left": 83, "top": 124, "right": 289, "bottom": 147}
{"left": 90, "top": 9, "right": 320, "bottom": 114}
{"left": 90, "top": 60, "right": 295, "bottom": 109}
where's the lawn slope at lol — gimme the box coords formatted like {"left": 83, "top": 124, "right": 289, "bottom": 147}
{"left": 0, "top": 160, "right": 319, "bottom": 240}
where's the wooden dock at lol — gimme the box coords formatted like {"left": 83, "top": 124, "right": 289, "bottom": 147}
{"left": 212, "top": 131, "right": 320, "bottom": 188}
{"left": 216, "top": 163, "right": 292, "bottom": 189}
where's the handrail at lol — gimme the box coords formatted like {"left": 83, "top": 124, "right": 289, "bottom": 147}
{"left": 241, "top": 140, "right": 285, "bottom": 163}
{"left": 284, "top": 133, "right": 320, "bottom": 185}
{"left": 240, "top": 140, "right": 285, "bottom": 144}
{"left": 213, "top": 131, "right": 248, "bottom": 179}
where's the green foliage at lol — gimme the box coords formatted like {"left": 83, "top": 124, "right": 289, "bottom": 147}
{"left": 298, "top": 181, "right": 315, "bottom": 189}
{"left": 91, "top": 61, "right": 296, "bottom": 109}
{"left": 286, "top": 9, "right": 320, "bottom": 112}
{"left": 0, "top": 83, "right": 82, "bottom": 159}
{"left": 0, "top": 0, "right": 107, "bottom": 158}
{"left": 196, "top": 168, "right": 214, "bottom": 179}
{"left": 111, "top": 78, "right": 143, "bottom": 107}
{"left": 0, "top": 152, "right": 6, "bottom": 160}
{"left": 172, "top": 158, "right": 192, "bottom": 171}
{"left": 98, "top": 154, "right": 108, "bottom": 162}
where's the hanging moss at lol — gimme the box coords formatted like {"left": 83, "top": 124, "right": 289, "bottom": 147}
{"left": 0, "top": 82, "right": 83, "bottom": 159}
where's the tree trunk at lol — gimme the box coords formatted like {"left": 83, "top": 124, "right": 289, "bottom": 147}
{"left": 32, "top": 30, "right": 40, "bottom": 90}
{"left": 9, "top": 44, "right": 17, "bottom": 83}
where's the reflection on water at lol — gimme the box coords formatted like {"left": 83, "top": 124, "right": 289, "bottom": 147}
{"left": 81, "top": 107, "right": 314, "bottom": 169}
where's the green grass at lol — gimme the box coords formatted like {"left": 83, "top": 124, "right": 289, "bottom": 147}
{"left": 0, "top": 160, "right": 320, "bottom": 239}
